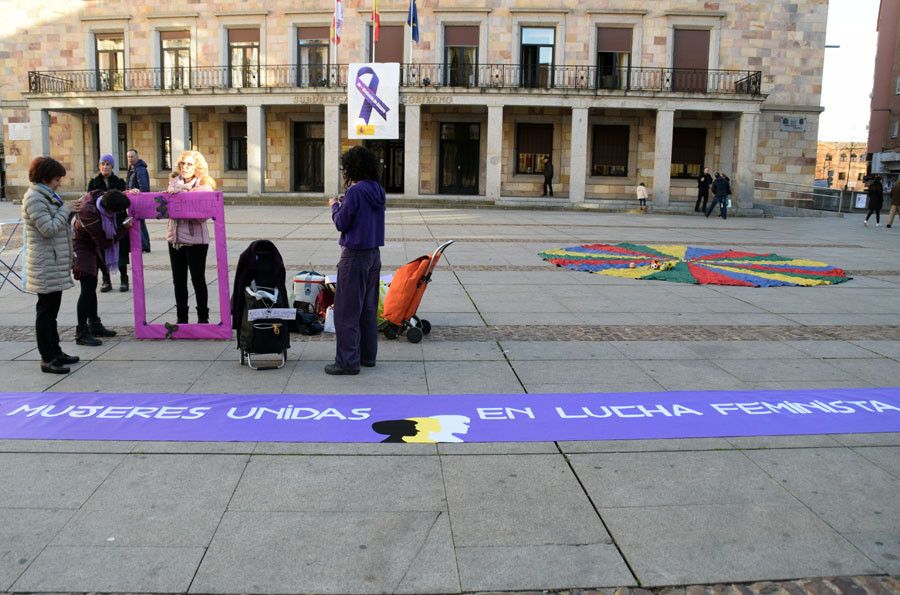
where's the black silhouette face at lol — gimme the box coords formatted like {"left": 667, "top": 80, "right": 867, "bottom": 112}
{"left": 371, "top": 419, "right": 419, "bottom": 443}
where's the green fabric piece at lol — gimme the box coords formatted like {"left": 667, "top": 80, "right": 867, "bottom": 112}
{"left": 642, "top": 261, "right": 697, "bottom": 284}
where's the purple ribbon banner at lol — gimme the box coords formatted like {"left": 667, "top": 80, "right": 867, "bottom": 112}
{"left": 355, "top": 66, "right": 390, "bottom": 123}
{"left": 0, "top": 388, "right": 898, "bottom": 443}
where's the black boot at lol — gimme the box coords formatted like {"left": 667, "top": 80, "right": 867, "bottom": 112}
{"left": 119, "top": 267, "right": 129, "bottom": 292}
{"left": 75, "top": 324, "right": 103, "bottom": 346}
{"left": 176, "top": 307, "right": 189, "bottom": 325}
{"left": 41, "top": 359, "right": 70, "bottom": 374}
{"left": 90, "top": 318, "right": 117, "bottom": 338}
{"left": 197, "top": 307, "right": 210, "bottom": 324}
{"left": 100, "top": 272, "right": 112, "bottom": 293}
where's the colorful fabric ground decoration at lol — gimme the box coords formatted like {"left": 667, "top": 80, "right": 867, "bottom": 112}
{"left": 539, "top": 244, "right": 850, "bottom": 287}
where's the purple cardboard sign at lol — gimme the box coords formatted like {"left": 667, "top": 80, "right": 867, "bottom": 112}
{"left": 128, "top": 192, "right": 231, "bottom": 339}
{"left": 0, "top": 387, "right": 898, "bottom": 443}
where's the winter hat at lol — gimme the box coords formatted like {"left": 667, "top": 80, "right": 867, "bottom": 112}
{"left": 99, "top": 153, "right": 116, "bottom": 168}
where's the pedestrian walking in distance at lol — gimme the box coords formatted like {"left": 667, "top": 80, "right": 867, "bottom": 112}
{"left": 635, "top": 182, "right": 648, "bottom": 212}
{"left": 542, "top": 156, "right": 553, "bottom": 197}
{"left": 695, "top": 167, "right": 713, "bottom": 212}
{"left": 864, "top": 176, "right": 883, "bottom": 227}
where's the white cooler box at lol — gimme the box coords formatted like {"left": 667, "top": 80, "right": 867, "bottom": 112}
{"left": 291, "top": 271, "right": 327, "bottom": 311}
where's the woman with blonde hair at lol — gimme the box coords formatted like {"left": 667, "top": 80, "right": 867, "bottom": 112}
{"left": 167, "top": 150, "right": 216, "bottom": 324}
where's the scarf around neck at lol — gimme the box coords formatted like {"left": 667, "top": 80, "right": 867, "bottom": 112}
{"left": 95, "top": 198, "right": 119, "bottom": 269}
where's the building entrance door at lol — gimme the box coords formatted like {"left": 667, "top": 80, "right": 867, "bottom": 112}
{"left": 293, "top": 122, "right": 324, "bottom": 192}
{"left": 439, "top": 123, "right": 480, "bottom": 195}
{"left": 365, "top": 139, "right": 404, "bottom": 194}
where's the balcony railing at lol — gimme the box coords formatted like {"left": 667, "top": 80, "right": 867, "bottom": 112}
{"left": 28, "top": 64, "right": 762, "bottom": 96}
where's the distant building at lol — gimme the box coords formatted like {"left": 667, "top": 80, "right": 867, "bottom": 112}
{"left": 867, "top": 0, "right": 900, "bottom": 183}
{"left": 815, "top": 141, "right": 869, "bottom": 190}
{"left": 1, "top": 1, "right": 828, "bottom": 208}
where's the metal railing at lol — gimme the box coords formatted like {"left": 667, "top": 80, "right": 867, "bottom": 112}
{"left": 753, "top": 179, "right": 869, "bottom": 215}
{"left": 28, "top": 64, "right": 762, "bottom": 96}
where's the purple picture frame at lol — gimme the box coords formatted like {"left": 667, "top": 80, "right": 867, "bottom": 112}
{"left": 128, "top": 191, "right": 231, "bottom": 340}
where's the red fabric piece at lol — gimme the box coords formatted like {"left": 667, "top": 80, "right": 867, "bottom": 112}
{"left": 693, "top": 250, "right": 771, "bottom": 261}
{"left": 581, "top": 244, "right": 653, "bottom": 257}
{"left": 736, "top": 264, "right": 847, "bottom": 277}
{"left": 687, "top": 263, "right": 755, "bottom": 286}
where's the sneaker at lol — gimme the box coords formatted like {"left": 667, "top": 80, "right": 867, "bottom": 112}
{"left": 876, "top": 223, "right": 881, "bottom": 227}
{"left": 888, "top": 224, "right": 893, "bottom": 228}
{"left": 361, "top": 361, "right": 376, "bottom": 368}
{"left": 324, "top": 363, "right": 359, "bottom": 375}
{"left": 864, "top": 220, "right": 868, "bottom": 227}
{"left": 41, "top": 359, "right": 70, "bottom": 374}
{"left": 55, "top": 352, "right": 80, "bottom": 365}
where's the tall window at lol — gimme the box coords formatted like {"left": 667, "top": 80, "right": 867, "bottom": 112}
{"left": 672, "top": 29, "right": 710, "bottom": 92}
{"left": 227, "top": 122, "right": 247, "bottom": 171}
{"left": 825, "top": 154, "right": 832, "bottom": 161}
{"left": 161, "top": 31, "right": 191, "bottom": 89}
{"left": 516, "top": 123, "right": 552, "bottom": 174}
{"left": 95, "top": 33, "right": 125, "bottom": 91}
{"left": 369, "top": 25, "right": 404, "bottom": 63}
{"left": 596, "top": 28, "right": 631, "bottom": 90}
{"left": 670, "top": 127, "right": 705, "bottom": 178}
{"left": 228, "top": 29, "right": 260, "bottom": 88}
{"left": 91, "top": 122, "right": 128, "bottom": 170}
{"left": 298, "top": 26, "right": 329, "bottom": 87}
{"left": 520, "top": 27, "right": 554, "bottom": 88}
{"left": 444, "top": 25, "right": 478, "bottom": 87}
{"left": 839, "top": 154, "right": 846, "bottom": 162}
{"left": 591, "top": 125, "right": 629, "bottom": 176}
{"left": 159, "top": 122, "right": 194, "bottom": 171}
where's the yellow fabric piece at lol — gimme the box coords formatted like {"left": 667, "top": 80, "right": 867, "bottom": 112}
{"left": 706, "top": 264, "right": 832, "bottom": 286}
{"left": 598, "top": 266, "right": 656, "bottom": 279}
{"left": 648, "top": 245, "right": 687, "bottom": 260}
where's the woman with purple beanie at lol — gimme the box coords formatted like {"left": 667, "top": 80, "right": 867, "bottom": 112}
{"left": 326, "top": 146, "right": 386, "bottom": 375}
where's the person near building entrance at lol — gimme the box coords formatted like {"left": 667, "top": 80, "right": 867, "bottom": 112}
{"left": 887, "top": 181, "right": 900, "bottom": 228}
{"left": 705, "top": 173, "right": 732, "bottom": 220}
{"left": 635, "top": 182, "right": 649, "bottom": 211}
{"left": 125, "top": 148, "right": 152, "bottom": 252}
{"left": 695, "top": 167, "right": 713, "bottom": 212}
{"left": 542, "top": 156, "right": 554, "bottom": 197}
{"left": 326, "top": 146, "right": 386, "bottom": 376}
{"left": 864, "top": 176, "right": 883, "bottom": 227}
{"left": 87, "top": 154, "right": 127, "bottom": 292}
{"left": 167, "top": 150, "right": 215, "bottom": 324}
{"left": 22, "top": 156, "right": 84, "bottom": 374}
{"left": 72, "top": 189, "right": 132, "bottom": 347}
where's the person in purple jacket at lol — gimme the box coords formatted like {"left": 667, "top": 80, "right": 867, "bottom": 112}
{"left": 326, "top": 146, "right": 386, "bottom": 375}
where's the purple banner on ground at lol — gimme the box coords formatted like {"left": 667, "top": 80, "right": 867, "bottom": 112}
{"left": 0, "top": 388, "right": 898, "bottom": 443}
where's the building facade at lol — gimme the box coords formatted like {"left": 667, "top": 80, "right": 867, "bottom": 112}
{"left": 867, "top": 0, "right": 900, "bottom": 182}
{"left": 815, "top": 141, "right": 869, "bottom": 190}
{"left": 1, "top": 0, "right": 828, "bottom": 208}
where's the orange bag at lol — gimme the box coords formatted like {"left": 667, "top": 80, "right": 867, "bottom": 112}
{"left": 381, "top": 256, "right": 431, "bottom": 325}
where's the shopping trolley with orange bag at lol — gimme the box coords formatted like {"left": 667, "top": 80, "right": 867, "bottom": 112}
{"left": 380, "top": 240, "right": 454, "bottom": 343}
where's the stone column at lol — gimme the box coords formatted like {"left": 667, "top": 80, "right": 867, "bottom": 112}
{"left": 69, "top": 116, "right": 86, "bottom": 190}
{"left": 652, "top": 108, "right": 674, "bottom": 207}
{"left": 169, "top": 106, "right": 190, "bottom": 165}
{"left": 29, "top": 109, "right": 50, "bottom": 158}
{"left": 719, "top": 117, "right": 737, "bottom": 176}
{"left": 568, "top": 107, "right": 589, "bottom": 204}
{"left": 735, "top": 111, "right": 759, "bottom": 209}
{"left": 486, "top": 105, "right": 503, "bottom": 200}
{"left": 98, "top": 107, "right": 118, "bottom": 161}
{"left": 247, "top": 105, "right": 266, "bottom": 196}
{"left": 324, "top": 104, "right": 341, "bottom": 196}
{"left": 404, "top": 104, "right": 421, "bottom": 197}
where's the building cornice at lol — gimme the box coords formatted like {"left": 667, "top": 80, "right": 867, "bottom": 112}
{"left": 146, "top": 13, "right": 199, "bottom": 20}
{"left": 80, "top": 15, "right": 131, "bottom": 22}
{"left": 213, "top": 11, "right": 270, "bottom": 18}
{"left": 586, "top": 9, "right": 648, "bottom": 16}
{"left": 284, "top": 10, "right": 335, "bottom": 17}
{"left": 432, "top": 8, "right": 493, "bottom": 14}
{"left": 509, "top": 8, "right": 572, "bottom": 15}
{"left": 761, "top": 103, "right": 825, "bottom": 114}
{"left": 665, "top": 11, "right": 726, "bottom": 18}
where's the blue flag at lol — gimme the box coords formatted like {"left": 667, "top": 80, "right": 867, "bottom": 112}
{"left": 407, "top": 0, "right": 419, "bottom": 43}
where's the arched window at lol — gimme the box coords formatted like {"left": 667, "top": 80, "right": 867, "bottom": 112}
{"left": 825, "top": 154, "right": 832, "bottom": 161}
{"left": 850, "top": 154, "right": 857, "bottom": 162}
{"left": 839, "top": 154, "right": 847, "bottom": 162}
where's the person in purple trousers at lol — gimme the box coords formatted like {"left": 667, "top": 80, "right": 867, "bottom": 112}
{"left": 326, "top": 146, "right": 386, "bottom": 375}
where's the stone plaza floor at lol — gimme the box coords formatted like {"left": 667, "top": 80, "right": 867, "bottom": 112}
{"left": 0, "top": 200, "right": 898, "bottom": 594}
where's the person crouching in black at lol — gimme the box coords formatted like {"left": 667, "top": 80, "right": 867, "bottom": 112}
{"left": 87, "top": 154, "right": 128, "bottom": 292}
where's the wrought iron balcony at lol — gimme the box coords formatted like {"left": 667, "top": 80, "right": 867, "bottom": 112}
{"left": 28, "top": 64, "right": 762, "bottom": 96}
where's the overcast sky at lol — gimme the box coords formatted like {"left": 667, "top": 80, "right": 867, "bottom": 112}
{"left": 818, "top": 0, "right": 879, "bottom": 141}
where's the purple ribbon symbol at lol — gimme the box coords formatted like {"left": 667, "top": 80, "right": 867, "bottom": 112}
{"left": 355, "top": 66, "right": 390, "bottom": 123}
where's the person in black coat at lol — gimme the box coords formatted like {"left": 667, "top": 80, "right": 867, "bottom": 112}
{"left": 864, "top": 176, "right": 884, "bottom": 227}
{"left": 695, "top": 167, "right": 713, "bottom": 212}
{"left": 87, "top": 154, "right": 128, "bottom": 292}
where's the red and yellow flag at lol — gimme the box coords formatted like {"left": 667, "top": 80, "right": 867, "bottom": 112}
{"left": 372, "top": 0, "right": 381, "bottom": 42}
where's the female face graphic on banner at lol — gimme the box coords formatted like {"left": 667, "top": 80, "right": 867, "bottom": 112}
{"left": 348, "top": 62, "right": 400, "bottom": 140}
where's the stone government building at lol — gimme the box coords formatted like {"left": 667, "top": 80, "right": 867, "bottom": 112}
{"left": 1, "top": 0, "right": 827, "bottom": 209}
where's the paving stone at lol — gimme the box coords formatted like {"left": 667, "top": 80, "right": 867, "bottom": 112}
{"left": 456, "top": 543, "right": 635, "bottom": 591}
{"left": 51, "top": 505, "right": 223, "bottom": 547}
{"left": 229, "top": 455, "right": 446, "bottom": 512}
{"left": 840, "top": 532, "right": 900, "bottom": 575}
{"left": 0, "top": 508, "right": 75, "bottom": 591}
{"left": 437, "top": 442, "right": 559, "bottom": 454}
{"left": 499, "top": 340, "right": 626, "bottom": 361}
{"left": 425, "top": 360, "right": 524, "bottom": 394}
{"left": 851, "top": 446, "right": 900, "bottom": 478}
{"left": 12, "top": 545, "right": 205, "bottom": 592}
{"left": 0, "top": 453, "right": 123, "bottom": 508}
{"left": 601, "top": 503, "right": 882, "bottom": 586}
{"left": 726, "top": 435, "right": 843, "bottom": 449}
{"left": 746, "top": 448, "right": 900, "bottom": 533}
{"left": 252, "top": 442, "right": 438, "bottom": 455}
{"left": 441, "top": 454, "right": 608, "bottom": 546}
{"left": 558, "top": 438, "right": 734, "bottom": 453}
{"left": 570, "top": 451, "right": 793, "bottom": 507}
{"left": 190, "top": 511, "right": 458, "bottom": 594}
{"left": 632, "top": 359, "right": 748, "bottom": 391}
{"left": 0, "top": 440, "right": 136, "bottom": 453}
